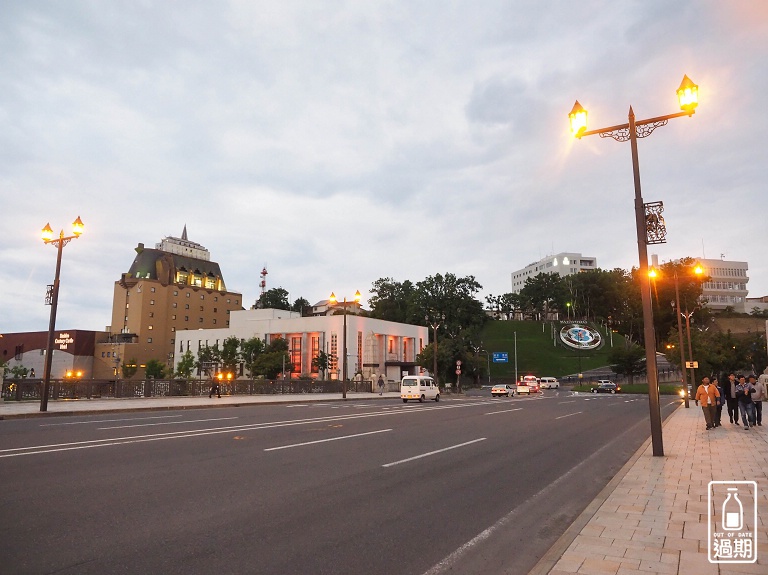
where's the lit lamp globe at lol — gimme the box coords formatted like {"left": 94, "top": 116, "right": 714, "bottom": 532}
{"left": 677, "top": 75, "right": 699, "bottom": 113}
{"left": 568, "top": 100, "right": 588, "bottom": 137}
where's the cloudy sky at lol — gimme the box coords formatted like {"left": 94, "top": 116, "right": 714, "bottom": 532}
{"left": 1, "top": 1, "right": 766, "bottom": 334}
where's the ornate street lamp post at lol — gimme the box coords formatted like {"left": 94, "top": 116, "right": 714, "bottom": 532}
{"left": 40, "top": 217, "right": 85, "bottom": 412}
{"left": 329, "top": 290, "right": 361, "bottom": 399}
{"left": 569, "top": 75, "right": 698, "bottom": 456}
{"left": 425, "top": 313, "right": 445, "bottom": 383}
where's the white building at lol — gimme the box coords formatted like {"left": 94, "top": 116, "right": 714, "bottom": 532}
{"left": 511, "top": 252, "right": 597, "bottom": 293}
{"left": 698, "top": 258, "right": 749, "bottom": 311}
{"left": 175, "top": 308, "right": 428, "bottom": 382}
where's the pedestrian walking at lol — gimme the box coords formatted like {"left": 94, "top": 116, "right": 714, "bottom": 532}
{"left": 209, "top": 377, "right": 221, "bottom": 398}
{"left": 713, "top": 377, "right": 724, "bottom": 427}
{"left": 722, "top": 372, "right": 740, "bottom": 425}
{"left": 735, "top": 374, "right": 756, "bottom": 430}
{"left": 377, "top": 374, "right": 385, "bottom": 395}
{"left": 694, "top": 376, "right": 719, "bottom": 431}
{"left": 749, "top": 373, "right": 765, "bottom": 426}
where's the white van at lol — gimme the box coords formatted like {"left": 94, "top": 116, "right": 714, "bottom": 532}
{"left": 401, "top": 375, "right": 440, "bottom": 403}
{"left": 539, "top": 377, "right": 560, "bottom": 389}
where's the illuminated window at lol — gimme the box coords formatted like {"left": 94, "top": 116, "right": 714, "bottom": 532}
{"left": 148, "top": 325, "right": 153, "bottom": 330}
{"left": 147, "top": 338, "right": 152, "bottom": 343}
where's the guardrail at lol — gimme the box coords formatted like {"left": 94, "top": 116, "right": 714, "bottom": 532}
{"left": 1, "top": 378, "right": 377, "bottom": 401}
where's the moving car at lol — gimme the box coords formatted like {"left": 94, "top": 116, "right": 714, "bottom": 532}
{"left": 517, "top": 375, "right": 538, "bottom": 395}
{"left": 590, "top": 381, "right": 621, "bottom": 394}
{"left": 401, "top": 375, "right": 440, "bottom": 402}
{"left": 539, "top": 377, "right": 559, "bottom": 389}
{"left": 491, "top": 384, "right": 515, "bottom": 397}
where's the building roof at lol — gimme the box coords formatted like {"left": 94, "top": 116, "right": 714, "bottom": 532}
{"left": 126, "top": 246, "right": 227, "bottom": 289}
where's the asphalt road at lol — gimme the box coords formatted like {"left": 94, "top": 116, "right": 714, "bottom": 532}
{"left": 0, "top": 390, "right": 680, "bottom": 575}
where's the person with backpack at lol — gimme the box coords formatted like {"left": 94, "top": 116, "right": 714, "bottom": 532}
{"left": 694, "top": 376, "right": 720, "bottom": 431}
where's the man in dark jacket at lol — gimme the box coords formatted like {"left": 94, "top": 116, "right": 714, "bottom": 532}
{"left": 722, "top": 372, "right": 740, "bottom": 425}
{"left": 735, "top": 374, "right": 756, "bottom": 430}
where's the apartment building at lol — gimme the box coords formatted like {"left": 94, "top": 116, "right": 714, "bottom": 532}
{"left": 511, "top": 252, "right": 597, "bottom": 293}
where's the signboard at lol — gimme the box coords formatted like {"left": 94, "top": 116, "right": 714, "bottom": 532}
{"left": 492, "top": 352, "right": 509, "bottom": 363}
{"left": 686, "top": 361, "right": 699, "bottom": 369}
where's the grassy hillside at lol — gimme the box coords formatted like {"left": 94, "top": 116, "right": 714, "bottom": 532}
{"left": 480, "top": 320, "right": 624, "bottom": 379}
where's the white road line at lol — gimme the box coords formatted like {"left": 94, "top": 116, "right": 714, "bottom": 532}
{"left": 285, "top": 405, "right": 310, "bottom": 408}
{"left": 484, "top": 408, "right": 523, "bottom": 416}
{"left": 555, "top": 412, "right": 583, "bottom": 420}
{"left": 40, "top": 415, "right": 184, "bottom": 427}
{"left": 264, "top": 429, "right": 392, "bottom": 451}
{"left": 98, "top": 416, "right": 238, "bottom": 430}
{"left": 558, "top": 401, "right": 576, "bottom": 404}
{"left": 382, "top": 438, "right": 486, "bottom": 468}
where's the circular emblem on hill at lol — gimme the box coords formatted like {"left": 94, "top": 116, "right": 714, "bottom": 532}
{"left": 560, "top": 324, "right": 603, "bottom": 350}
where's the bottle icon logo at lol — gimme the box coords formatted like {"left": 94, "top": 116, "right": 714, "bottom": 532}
{"left": 722, "top": 488, "right": 743, "bottom": 531}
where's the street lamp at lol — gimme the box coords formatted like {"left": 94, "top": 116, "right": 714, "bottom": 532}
{"left": 570, "top": 75, "right": 698, "bottom": 456}
{"left": 425, "top": 312, "right": 445, "bottom": 383}
{"left": 40, "top": 216, "right": 84, "bottom": 412}
{"left": 329, "top": 290, "right": 361, "bottom": 399}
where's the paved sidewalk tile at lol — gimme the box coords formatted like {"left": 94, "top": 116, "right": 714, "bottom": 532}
{"left": 548, "top": 403, "right": 768, "bottom": 574}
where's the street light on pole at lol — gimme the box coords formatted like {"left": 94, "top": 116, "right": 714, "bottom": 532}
{"left": 425, "top": 312, "right": 445, "bottom": 383}
{"left": 570, "top": 75, "right": 698, "bottom": 457}
{"left": 40, "top": 216, "right": 85, "bottom": 412}
{"left": 329, "top": 290, "right": 360, "bottom": 399}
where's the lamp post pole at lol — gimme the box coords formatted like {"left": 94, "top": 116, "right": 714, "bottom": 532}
{"left": 683, "top": 308, "right": 697, "bottom": 394}
{"left": 40, "top": 217, "right": 84, "bottom": 412}
{"left": 330, "top": 291, "right": 360, "bottom": 399}
{"left": 426, "top": 313, "right": 445, "bottom": 383}
{"left": 673, "top": 271, "right": 689, "bottom": 408}
{"left": 569, "top": 75, "right": 698, "bottom": 456}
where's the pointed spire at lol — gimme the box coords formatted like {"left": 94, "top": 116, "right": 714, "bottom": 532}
{"left": 181, "top": 225, "right": 188, "bottom": 241}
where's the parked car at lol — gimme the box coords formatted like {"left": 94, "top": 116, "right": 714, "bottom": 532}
{"left": 517, "top": 375, "right": 538, "bottom": 395}
{"left": 591, "top": 381, "right": 621, "bottom": 394}
{"left": 539, "top": 377, "right": 559, "bottom": 389}
{"left": 491, "top": 384, "right": 515, "bottom": 397}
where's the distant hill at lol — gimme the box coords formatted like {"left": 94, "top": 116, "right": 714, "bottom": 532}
{"left": 480, "top": 320, "right": 626, "bottom": 381}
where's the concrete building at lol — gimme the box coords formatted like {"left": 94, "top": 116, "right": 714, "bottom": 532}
{"left": 175, "top": 308, "right": 429, "bottom": 382}
{"left": 511, "top": 252, "right": 597, "bottom": 293}
{"left": 697, "top": 258, "right": 749, "bottom": 312}
{"left": 94, "top": 227, "right": 244, "bottom": 379}
{"left": 0, "top": 329, "right": 108, "bottom": 380}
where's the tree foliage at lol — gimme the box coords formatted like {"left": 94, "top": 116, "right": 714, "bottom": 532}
{"left": 145, "top": 359, "right": 166, "bottom": 379}
{"left": 256, "top": 287, "right": 291, "bottom": 310}
{"left": 607, "top": 344, "right": 647, "bottom": 383}
{"left": 175, "top": 349, "right": 196, "bottom": 379}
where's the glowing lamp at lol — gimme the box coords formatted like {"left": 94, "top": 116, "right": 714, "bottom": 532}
{"left": 569, "top": 100, "right": 588, "bottom": 137}
{"left": 42, "top": 223, "right": 54, "bottom": 243}
{"left": 72, "top": 216, "right": 84, "bottom": 237}
{"left": 677, "top": 75, "right": 698, "bottom": 113}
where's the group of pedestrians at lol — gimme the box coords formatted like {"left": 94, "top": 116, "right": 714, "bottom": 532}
{"left": 694, "top": 369, "right": 767, "bottom": 431}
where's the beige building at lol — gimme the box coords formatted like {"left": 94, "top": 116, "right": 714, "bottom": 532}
{"left": 93, "top": 228, "right": 243, "bottom": 378}
{"left": 698, "top": 258, "right": 749, "bottom": 311}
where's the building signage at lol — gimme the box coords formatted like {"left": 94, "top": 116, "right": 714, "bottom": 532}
{"left": 559, "top": 324, "right": 603, "bottom": 350}
{"left": 492, "top": 352, "right": 509, "bottom": 363}
{"left": 55, "top": 332, "right": 74, "bottom": 350}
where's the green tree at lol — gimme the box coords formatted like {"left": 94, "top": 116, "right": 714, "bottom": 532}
{"left": 196, "top": 344, "right": 221, "bottom": 377}
{"left": 122, "top": 359, "right": 138, "bottom": 378}
{"left": 9, "top": 365, "right": 29, "bottom": 378}
{"left": 220, "top": 336, "right": 241, "bottom": 374}
{"left": 368, "top": 277, "right": 417, "bottom": 323}
{"left": 520, "top": 272, "right": 566, "bottom": 320}
{"left": 608, "top": 344, "right": 647, "bottom": 384}
{"left": 241, "top": 337, "right": 266, "bottom": 378}
{"left": 312, "top": 350, "right": 331, "bottom": 380}
{"left": 256, "top": 287, "right": 291, "bottom": 310}
{"left": 145, "top": 359, "right": 166, "bottom": 379}
{"left": 175, "top": 349, "right": 196, "bottom": 379}
{"left": 291, "top": 297, "right": 311, "bottom": 315}
{"left": 253, "top": 338, "right": 291, "bottom": 379}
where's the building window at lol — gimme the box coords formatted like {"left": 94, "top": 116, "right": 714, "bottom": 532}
{"left": 150, "top": 299, "right": 155, "bottom": 305}
{"left": 200, "top": 306, "right": 204, "bottom": 311}
{"left": 148, "top": 325, "right": 153, "bottom": 330}
{"left": 185, "top": 316, "right": 189, "bottom": 321}
{"left": 213, "top": 319, "right": 217, "bottom": 324}
{"left": 186, "top": 292, "right": 191, "bottom": 298}
{"left": 151, "top": 287, "right": 156, "bottom": 293}
{"left": 200, "top": 295, "right": 205, "bottom": 300}
{"left": 213, "top": 308, "right": 217, "bottom": 313}
{"left": 214, "top": 296, "right": 218, "bottom": 302}
{"left": 171, "top": 327, "right": 175, "bottom": 332}
{"left": 185, "top": 304, "right": 190, "bottom": 309}
{"left": 199, "top": 318, "right": 204, "bottom": 323}
{"left": 147, "top": 338, "right": 153, "bottom": 343}
{"left": 174, "top": 290, "right": 178, "bottom": 296}
{"left": 172, "top": 314, "right": 176, "bottom": 320}
{"left": 149, "top": 312, "right": 154, "bottom": 318}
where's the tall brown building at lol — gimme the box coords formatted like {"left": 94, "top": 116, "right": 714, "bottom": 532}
{"left": 93, "top": 227, "right": 243, "bottom": 378}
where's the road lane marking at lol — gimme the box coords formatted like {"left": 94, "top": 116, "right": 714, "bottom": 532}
{"left": 484, "top": 408, "right": 523, "bottom": 416}
{"left": 382, "top": 438, "right": 486, "bottom": 468}
{"left": 2, "top": 400, "right": 523, "bottom": 458}
{"left": 40, "top": 415, "right": 184, "bottom": 427}
{"left": 555, "top": 412, "right": 583, "bottom": 420}
{"left": 558, "top": 401, "right": 577, "bottom": 404}
{"left": 264, "top": 429, "right": 392, "bottom": 451}
{"left": 98, "top": 416, "right": 238, "bottom": 430}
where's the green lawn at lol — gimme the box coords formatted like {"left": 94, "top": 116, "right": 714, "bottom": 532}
{"left": 480, "top": 320, "right": 624, "bottom": 379}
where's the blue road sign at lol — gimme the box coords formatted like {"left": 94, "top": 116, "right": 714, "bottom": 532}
{"left": 492, "top": 352, "right": 509, "bottom": 363}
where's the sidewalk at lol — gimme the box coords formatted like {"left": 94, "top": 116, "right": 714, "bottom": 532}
{"left": 0, "top": 391, "right": 403, "bottom": 419}
{"left": 536, "top": 404, "right": 767, "bottom": 575}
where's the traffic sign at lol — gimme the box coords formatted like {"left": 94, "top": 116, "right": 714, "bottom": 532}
{"left": 685, "top": 361, "right": 699, "bottom": 369}
{"left": 492, "top": 352, "right": 508, "bottom": 363}
{"left": 455, "top": 369, "right": 461, "bottom": 375}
